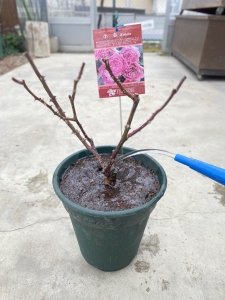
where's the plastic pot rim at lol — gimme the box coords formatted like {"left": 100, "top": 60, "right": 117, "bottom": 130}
{"left": 52, "top": 145, "right": 167, "bottom": 218}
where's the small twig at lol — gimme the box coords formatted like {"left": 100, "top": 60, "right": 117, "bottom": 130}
{"left": 128, "top": 76, "right": 186, "bottom": 139}
{"left": 70, "top": 87, "right": 77, "bottom": 119}
{"left": 68, "top": 62, "right": 103, "bottom": 166}
{"left": 68, "top": 94, "right": 98, "bottom": 153}
{"left": 12, "top": 78, "right": 62, "bottom": 119}
{"left": 70, "top": 62, "right": 85, "bottom": 119}
{"left": 24, "top": 52, "right": 65, "bottom": 117}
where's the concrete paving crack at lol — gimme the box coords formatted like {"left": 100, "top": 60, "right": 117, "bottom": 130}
{"left": 0, "top": 217, "right": 70, "bottom": 233}
{"left": 150, "top": 210, "right": 225, "bottom": 220}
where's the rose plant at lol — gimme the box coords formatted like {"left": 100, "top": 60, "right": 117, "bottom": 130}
{"left": 11, "top": 52, "right": 186, "bottom": 271}
{"left": 11, "top": 50, "right": 225, "bottom": 272}
{"left": 12, "top": 52, "right": 186, "bottom": 186}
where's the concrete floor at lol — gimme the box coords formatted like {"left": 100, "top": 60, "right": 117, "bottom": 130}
{"left": 0, "top": 53, "right": 225, "bottom": 300}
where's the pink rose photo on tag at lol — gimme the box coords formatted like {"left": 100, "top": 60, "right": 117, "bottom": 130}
{"left": 93, "top": 24, "right": 145, "bottom": 98}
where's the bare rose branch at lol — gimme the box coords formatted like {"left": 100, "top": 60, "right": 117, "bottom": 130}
{"left": 128, "top": 76, "right": 187, "bottom": 139}
{"left": 103, "top": 94, "right": 140, "bottom": 178}
{"left": 70, "top": 62, "right": 85, "bottom": 119}
{"left": 12, "top": 78, "right": 104, "bottom": 168}
{"left": 24, "top": 52, "right": 65, "bottom": 117}
{"left": 67, "top": 62, "right": 102, "bottom": 165}
{"left": 68, "top": 94, "right": 98, "bottom": 151}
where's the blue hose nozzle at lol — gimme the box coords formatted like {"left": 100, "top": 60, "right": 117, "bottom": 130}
{"left": 174, "top": 154, "right": 225, "bottom": 185}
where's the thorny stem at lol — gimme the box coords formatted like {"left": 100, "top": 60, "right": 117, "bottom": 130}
{"left": 103, "top": 97, "right": 140, "bottom": 178}
{"left": 70, "top": 62, "right": 85, "bottom": 119}
{"left": 70, "top": 86, "right": 77, "bottom": 119}
{"left": 24, "top": 52, "right": 65, "bottom": 117}
{"left": 68, "top": 95, "right": 93, "bottom": 143}
{"left": 68, "top": 96, "right": 101, "bottom": 164}
{"left": 68, "top": 62, "right": 102, "bottom": 166}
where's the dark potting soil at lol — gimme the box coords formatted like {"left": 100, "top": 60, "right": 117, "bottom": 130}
{"left": 60, "top": 154, "right": 160, "bottom": 212}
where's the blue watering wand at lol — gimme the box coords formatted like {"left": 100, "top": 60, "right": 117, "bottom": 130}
{"left": 115, "top": 149, "right": 225, "bottom": 186}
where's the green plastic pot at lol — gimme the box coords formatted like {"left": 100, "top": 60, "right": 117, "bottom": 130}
{"left": 53, "top": 146, "right": 167, "bottom": 271}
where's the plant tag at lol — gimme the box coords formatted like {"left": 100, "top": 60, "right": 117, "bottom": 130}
{"left": 93, "top": 24, "right": 145, "bottom": 98}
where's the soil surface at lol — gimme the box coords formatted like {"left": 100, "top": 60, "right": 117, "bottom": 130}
{"left": 60, "top": 154, "right": 160, "bottom": 212}
{"left": 0, "top": 54, "right": 29, "bottom": 76}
